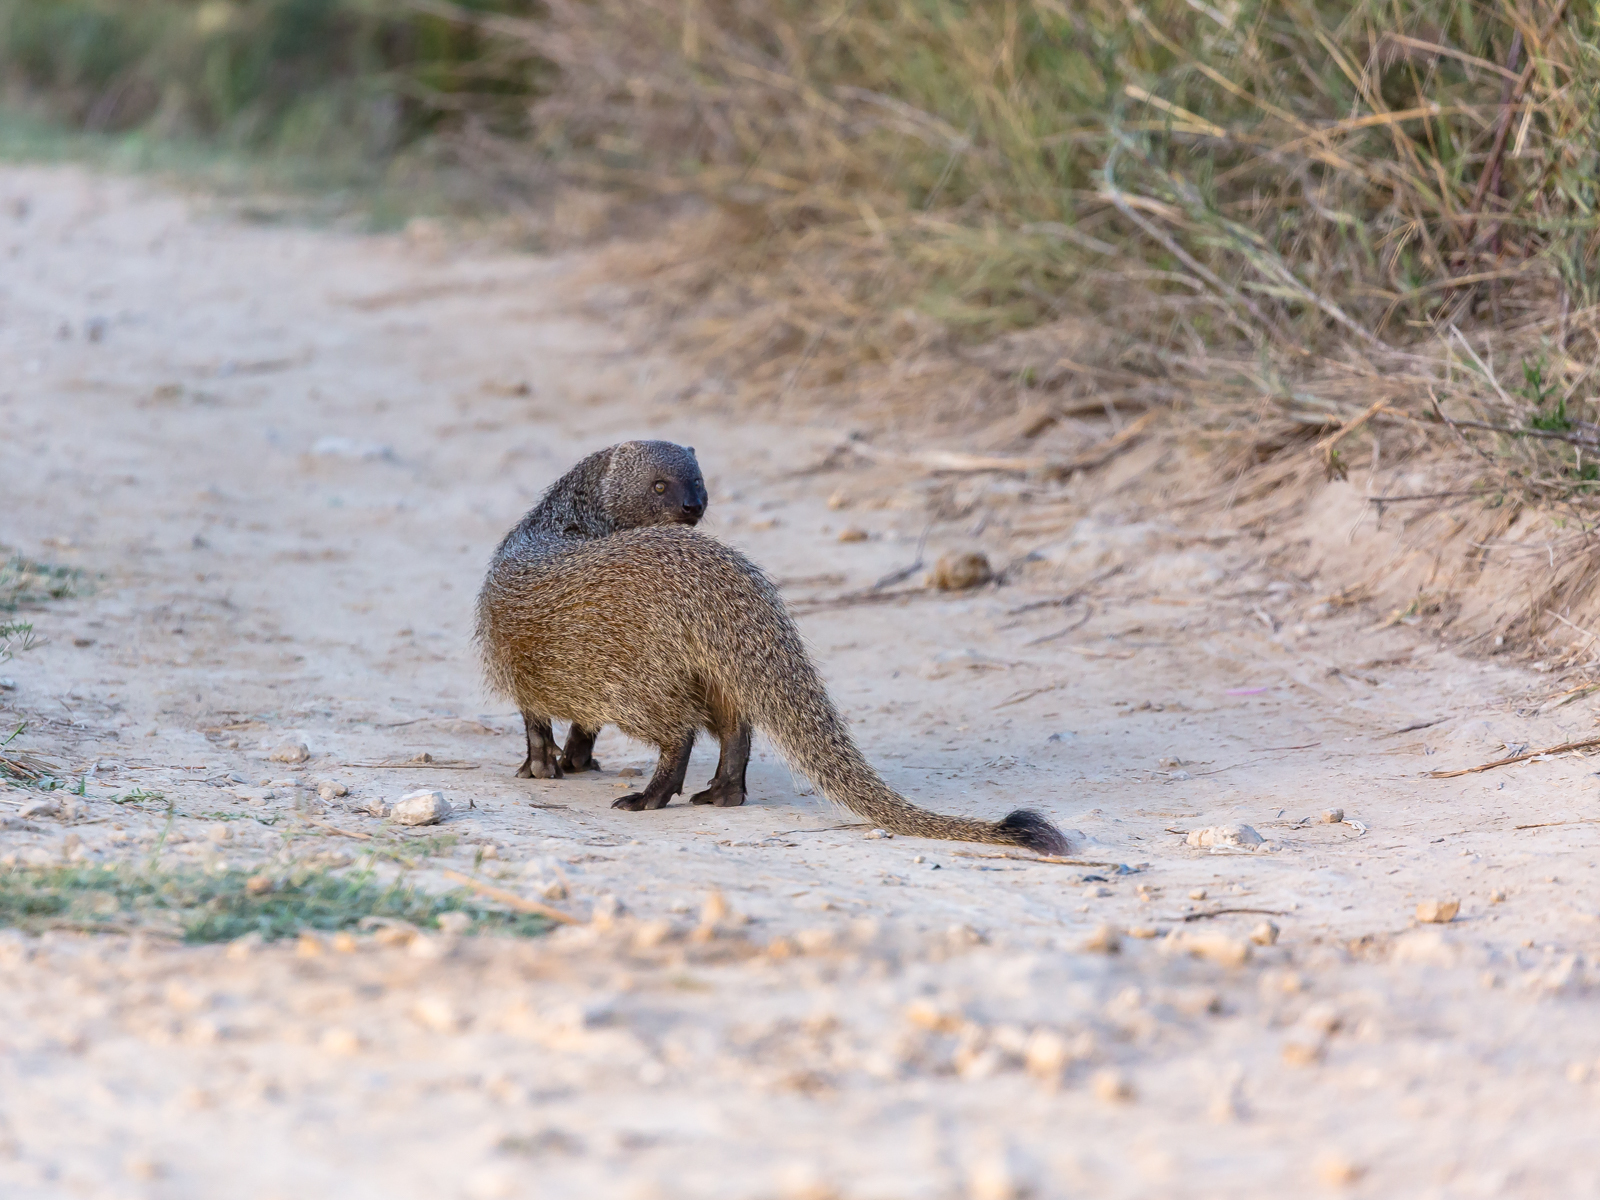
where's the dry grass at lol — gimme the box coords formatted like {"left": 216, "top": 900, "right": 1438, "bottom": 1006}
{"left": 416, "top": 0, "right": 1600, "bottom": 660}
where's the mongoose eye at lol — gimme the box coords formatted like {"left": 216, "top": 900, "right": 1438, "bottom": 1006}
{"left": 653, "top": 481, "right": 667, "bottom": 495}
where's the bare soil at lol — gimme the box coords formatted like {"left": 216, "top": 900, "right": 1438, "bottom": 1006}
{"left": 3, "top": 165, "right": 1600, "bottom": 1200}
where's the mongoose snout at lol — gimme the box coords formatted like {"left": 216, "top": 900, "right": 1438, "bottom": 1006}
{"left": 475, "top": 442, "right": 1073, "bottom": 854}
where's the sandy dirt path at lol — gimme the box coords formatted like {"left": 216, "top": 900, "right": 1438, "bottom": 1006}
{"left": 3, "top": 165, "right": 1600, "bottom": 1199}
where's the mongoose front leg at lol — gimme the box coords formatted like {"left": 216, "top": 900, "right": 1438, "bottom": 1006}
{"left": 559, "top": 724, "right": 602, "bottom": 773}
{"left": 612, "top": 734, "right": 695, "bottom": 811}
{"left": 516, "top": 711, "right": 563, "bottom": 779}
{"left": 690, "top": 722, "right": 751, "bottom": 807}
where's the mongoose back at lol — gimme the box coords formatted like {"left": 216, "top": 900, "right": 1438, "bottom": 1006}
{"left": 476, "top": 458, "right": 1071, "bottom": 853}
{"left": 489, "top": 439, "right": 708, "bottom": 775}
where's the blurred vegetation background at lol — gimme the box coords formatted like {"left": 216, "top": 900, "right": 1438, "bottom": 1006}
{"left": 5, "top": 1, "right": 1600, "bottom": 517}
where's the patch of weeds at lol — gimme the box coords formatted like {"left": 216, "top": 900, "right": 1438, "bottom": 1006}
{"left": 0, "top": 721, "right": 59, "bottom": 786}
{"left": 110, "top": 787, "right": 168, "bottom": 808}
{"left": 0, "top": 863, "right": 550, "bottom": 942}
{"left": 0, "top": 619, "right": 36, "bottom": 662}
{"left": 369, "top": 832, "right": 459, "bottom": 867}
{"left": 0, "top": 553, "right": 82, "bottom": 611}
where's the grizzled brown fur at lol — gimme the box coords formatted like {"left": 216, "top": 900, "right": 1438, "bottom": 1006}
{"left": 476, "top": 446, "right": 1069, "bottom": 853}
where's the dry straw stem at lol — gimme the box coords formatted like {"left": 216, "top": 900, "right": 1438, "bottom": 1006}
{"left": 406, "top": 0, "right": 1600, "bottom": 654}
{"left": 439, "top": 868, "right": 583, "bottom": 925}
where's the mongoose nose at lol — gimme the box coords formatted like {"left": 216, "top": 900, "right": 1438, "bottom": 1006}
{"left": 682, "top": 501, "right": 705, "bottom": 520}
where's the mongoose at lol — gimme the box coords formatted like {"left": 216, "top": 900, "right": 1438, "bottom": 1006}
{"left": 487, "top": 439, "right": 709, "bottom": 775}
{"left": 476, "top": 452, "right": 1071, "bottom": 854}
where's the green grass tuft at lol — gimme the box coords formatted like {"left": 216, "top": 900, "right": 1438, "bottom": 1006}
{"left": 0, "top": 863, "right": 551, "bottom": 942}
{"left": 0, "top": 552, "right": 83, "bottom": 611}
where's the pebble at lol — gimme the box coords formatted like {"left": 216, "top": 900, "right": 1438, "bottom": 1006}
{"left": 1189, "top": 887, "right": 1207, "bottom": 900}
{"left": 19, "top": 799, "right": 59, "bottom": 820}
{"left": 863, "top": 828, "right": 893, "bottom": 840}
{"left": 836, "top": 527, "right": 869, "bottom": 543}
{"left": 320, "top": 1028, "right": 363, "bottom": 1056}
{"left": 1171, "top": 930, "right": 1251, "bottom": 967}
{"left": 317, "top": 781, "right": 348, "bottom": 799}
{"left": 701, "top": 890, "right": 730, "bottom": 926}
{"left": 1023, "top": 1029, "right": 1070, "bottom": 1082}
{"left": 1250, "top": 921, "right": 1280, "bottom": 946}
{"left": 206, "top": 824, "right": 232, "bottom": 844}
{"left": 931, "top": 550, "right": 993, "bottom": 591}
{"left": 268, "top": 740, "right": 311, "bottom": 764}
{"left": 1313, "top": 1153, "right": 1363, "bottom": 1187}
{"left": 411, "top": 996, "right": 462, "bottom": 1033}
{"left": 1083, "top": 884, "right": 1112, "bottom": 898}
{"left": 1489, "top": 888, "right": 1507, "bottom": 903}
{"left": 366, "top": 798, "right": 392, "bottom": 818}
{"left": 1185, "top": 823, "right": 1264, "bottom": 849}
{"left": 1127, "top": 925, "right": 1160, "bottom": 939}
{"left": 966, "top": 1155, "right": 1021, "bottom": 1200}
{"left": 1415, "top": 898, "right": 1460, "bottom": 924}
{"left": 392, "top": 790, "right": 451, "bottom": 825}
{"left": 617, "top": 766, "right": 642, "bottom": 778}
{"left": 1321, "top": 808, "right": 1345, "bottom": 824}
{"left": 1090, "top": 1068, "right": 1135, "bottom": 1104}
{"left": 826, "top": 490, "right": 851, "bottom": 510}
{"left": 1082, "top": 924, "right": 1121, "bottom": 954}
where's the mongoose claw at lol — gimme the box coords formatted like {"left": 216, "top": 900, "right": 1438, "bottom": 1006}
{"left": 689, "top": 782, "right": 746, "bottom": 808}
{"left": 611, "top": 791, "right": 669, "bottom": 811}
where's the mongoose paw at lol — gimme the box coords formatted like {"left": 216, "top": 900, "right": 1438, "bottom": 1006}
{"left": 689, "top": 782, "right": 746, "bottom": 808}
{"left": 611, "top": 791, "right": 668, "bottom": 811}
{"left": 517, "top": 760, "right": 562, "bottom": 780}
{"left": 557, "top": 754, "right": 602, "bottom": 773}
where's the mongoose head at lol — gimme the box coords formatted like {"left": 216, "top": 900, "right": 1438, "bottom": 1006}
{"left": 601, "top": 440, "right": 709, "bottom": 529}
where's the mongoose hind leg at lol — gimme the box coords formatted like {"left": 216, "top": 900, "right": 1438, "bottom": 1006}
{"left": 612, "top": 733, "right": 695, "bottom": 811}
{"left": 559, "top": 724, "right": 602, "bottom": 773}
{"left": 690, "top": 721, "right": 751, "bottom": 808}
{"left": 516, "top": 711, "right": 563, "bottom": 779}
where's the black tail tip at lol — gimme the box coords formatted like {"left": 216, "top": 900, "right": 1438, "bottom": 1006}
{"left": 998, "top": 809, "right": 1075, "bottom": 856}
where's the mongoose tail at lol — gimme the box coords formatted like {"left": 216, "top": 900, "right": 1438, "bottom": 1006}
{"left": 702, "top": 609, "right": 1074, "bottom": 854}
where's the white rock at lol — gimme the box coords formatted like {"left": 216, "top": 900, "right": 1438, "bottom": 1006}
{"left": 1415, "top": 898, "right": 1460, "bottom": 924}
{"left": 863, "top": 828, "right": 893, "bottom": 840}
{"left": 19, "top": 799, "right": 59, "bottom": 820}
{"left": 317, "top": 781, "right": 348, "bottom": 800}
{"left": 392, "top": 790, "right": 452, "bottom": 826}
{"left": 310, "top": 436, "right": 394, "bottom": 461}
{"left": 366, "top": 797, "right": 392, "bottom": 818}
{"left": 1185, "top": 823, "right": 1264, "bottom": 849}
{"left": 1321, "top": 808, "right": 1345, "bottom": 824}
{"left": 268, "top": 740, "right": 310, "bottom": 764}
{"left": 1250, "top": 921, "right": 1280, "bottom": 946}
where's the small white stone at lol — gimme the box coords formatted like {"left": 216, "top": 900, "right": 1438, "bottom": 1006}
{"left": 318, "top": 781, "right": 348, "bottom": 800}
{"left": 863, "top": 828, "right": 893, "bottom": 840}
{"left": 1321, "top": 808, "right": 1345, "bottom": 824}
{"left": 19, "top": 799, "right": 59, "bottom": 820}
{"left": 1415, "top": 898, "right": 1460, "bottom": 924}
{"left": 366, "top": 797, "right": 392, "bottom": 818}
{"left": 1090, "top": 1068, "right": 1135, "bottom": 1104}
{"left": 1185, "top": 823, "right": 1264, "bottom": 849}
{"left": 1082, "top": 924, "right": 1121, "bottom": 954}
{"left": 392, "top": 790, "right": 451, "bottom": 826}
{"left": 1250, "top": 921, "right": 1280, "bottom": 946}
{"left": 268, "top": 740, "right": 310, "bottom": 764}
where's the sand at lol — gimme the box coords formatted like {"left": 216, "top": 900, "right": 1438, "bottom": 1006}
{"left": 2, "top": 164, "right": 1599, "bottom": 1199}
